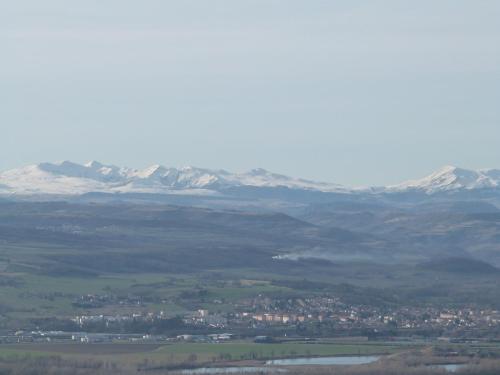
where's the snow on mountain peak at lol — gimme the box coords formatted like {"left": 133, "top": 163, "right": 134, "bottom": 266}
{"left": 135, "top": 164, "right": 167, "bottom": 179}
{"left": 389, "top": 165, "right": 500, "bottom": 193}
{"left": 2, "top": 161, "right": 500, "bottom": 197}
{"left": 0, "top": 161, "right": 349, "bottom": 196}
{"left": 85, "top": 160, "right": 104, "bottom": 169}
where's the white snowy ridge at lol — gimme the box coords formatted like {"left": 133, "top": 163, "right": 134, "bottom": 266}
{"left": 1, "top": 162, "right": 499, "bottom": 196}
{"left": 0, "top": 161, "right": 348, "bottom": 196}
{"left": 387, "top": 165, "right": 500, "bottom": 194}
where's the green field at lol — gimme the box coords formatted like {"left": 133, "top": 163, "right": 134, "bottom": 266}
{"left": 0, "top": 269, "right": 299, "bottom": 323}
{"left": 0, "top": 341, "right": 404, "bottom": 365}
{"left": 150, "top": 341, "right": 401, "bottom": 362}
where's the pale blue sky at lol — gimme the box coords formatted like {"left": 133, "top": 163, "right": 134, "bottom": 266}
{"left": 1, "top": 1, "right": 499, "bottom": 186}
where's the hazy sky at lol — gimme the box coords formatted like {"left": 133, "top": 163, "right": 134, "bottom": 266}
{"left": 1, "top": 1, "right": 499, "bottom": 186}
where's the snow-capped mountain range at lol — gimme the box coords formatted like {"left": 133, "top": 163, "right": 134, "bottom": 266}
{"left": 0, "top": 161, "right": 348, "bottom": 196}
{"left": 0, "top": 161, "right": 499, "bottom": 197}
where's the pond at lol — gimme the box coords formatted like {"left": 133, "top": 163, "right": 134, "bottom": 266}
{"left": 180, "top": 355, "right": 382, "bottom": 374}
{"left": 266, "top": 355, "right": 381, "bottom": 366}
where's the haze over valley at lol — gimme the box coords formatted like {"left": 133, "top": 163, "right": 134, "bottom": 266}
{"left": 2, "top": 160, "right": 500, "bottom": 269}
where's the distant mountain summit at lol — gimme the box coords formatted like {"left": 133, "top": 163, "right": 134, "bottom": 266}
{"left": 389, "top": 165, "right": 500, "bottom": 193}
{"left": 1, "top": 161, "right": 500, "bottom": 198}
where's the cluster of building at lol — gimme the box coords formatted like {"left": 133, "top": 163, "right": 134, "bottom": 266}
{"left": 69, "top": 295, "right": 500, "bottom": 336}
{"left": 231, "top": 297, "right": 500, "bottom": 334}
{"left": 184, "top": 309, "right": 228, "bottom": 328}
{"left": 0, "top": 328, "right": 239, "bottom": 345}
{"left": 245, "top": 312, "right": 312, "bottom": 323}
{"left": 72, "top": 294, "right": 144, "bottom": 309}
{"left": 72, "top": 312, "right": 149, "bottom": 326}
{"left": 0, "top": 330, "right": 160, "bottom": 344}
{"left": 3, "top": 291, "right": 500, "bottom": 344}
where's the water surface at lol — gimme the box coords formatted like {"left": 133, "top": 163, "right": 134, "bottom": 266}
{"left": 266, "top": 355, "right": 380, "bottom": 366}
